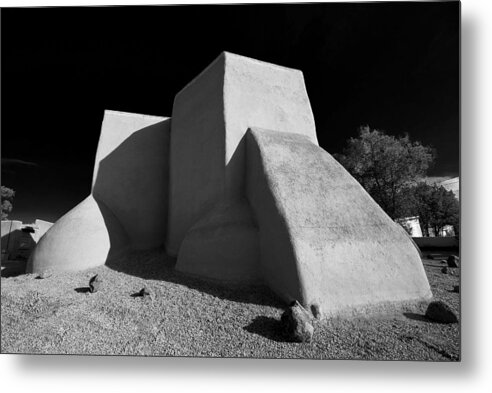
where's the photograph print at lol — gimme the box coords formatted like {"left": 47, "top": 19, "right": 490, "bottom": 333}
{"left": 1, "top": 1, "right": 460, "bottom": 360}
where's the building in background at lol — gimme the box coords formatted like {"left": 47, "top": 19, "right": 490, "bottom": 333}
{"left": 439, "top": 177, "right": 459, "bottom": 200}
{"left": 1, "top": 219, "right": 53, "bottom": 262}
{"left": 396, "top": 216, "right": 423, "bottom": 237}
{"left": 397, "top": 176, "right": 459, "bottom": 238}
{"left": 425, "top": 176, "right": 460, "bottom": 200}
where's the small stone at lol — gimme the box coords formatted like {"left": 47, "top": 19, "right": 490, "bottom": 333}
{"left": 310, "top": 303, "right": 322, "bottom": 320}
{"left": 441, "top": 260, "right": 448, "bottom": 264}
{"left": 89, "top": 274, "right": 102, "bottom": 293}
{"left": 425, "top": 300, "right": 458, "bottom": 323}
{"left": 281, "top": 300, "right": 314, "bottom": 343}
{"left": 447, "top": 255, "right": 460, "bottom": 268}
{"left": 441, "top": 266, "right": 448, "bottom": 274}
{"left": 37, "top": 270, "right": 52, "bottom": 279}
{"left": 137, "top": 287, "right": 151, "bottom": 297}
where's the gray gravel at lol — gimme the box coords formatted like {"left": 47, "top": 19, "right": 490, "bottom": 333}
{"left": 1, "top": 249, "right": 460, "bottom": 360}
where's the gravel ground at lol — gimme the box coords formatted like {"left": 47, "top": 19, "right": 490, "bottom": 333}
{"left": 1, "top": 249, "right": 460, "bottom": 360}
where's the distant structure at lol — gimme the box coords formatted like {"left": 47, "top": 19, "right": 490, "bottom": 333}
{"left": 430, "top": 176, "right": 459, "bottom": 236}
{"left": 397, "top": 215, "right": 455, "bottom": 238}
{"left": 396, "top": 216, "right": 423, "bottom": 237}
{"left": 1, "top": 219, "right": 53, "bottom": 261}
{"left": 439, "top": 177, "right": 459, "bottom": 200}
{"left": 426, "top": 176, "right": 460, "bottom": 200}
{"left": 28, "top": 52, "right": 432, "bottom": 317}
{"left": 397, "top": 176, "right": 460, "bottom": 238}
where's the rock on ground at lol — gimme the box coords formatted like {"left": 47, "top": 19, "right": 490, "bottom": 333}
{"left": 135, "top": 287, "right": 151, "bottom": 298}
{"left": 447, "top": 255, "right": 460, "bottom": 268}
{"left": 89, "top": 274, "right": 102, "bottom": 293}
{"left": 37, "top": 271, "right": 52, "bottom": 279}
{"left": 425, "top": 300, "right": 458, "bottom": 324}
{"left": 281, "top": 301, "right": 314, "bottom": 342}
{"left": 310, "top": 303, "right": 322, "bottom": 320}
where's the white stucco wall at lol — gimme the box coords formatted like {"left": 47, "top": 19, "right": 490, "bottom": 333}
{"left": 27, "top": 195, "right": 130, "bottom": 273}
{"left": 33, "top": 219, "right": 54, "bottom": 242}
{"left": 246, "top": 128, "right": 432, "bottom": 316}
{"left": 167, "top": 51, "right": 317, "bottom": 256}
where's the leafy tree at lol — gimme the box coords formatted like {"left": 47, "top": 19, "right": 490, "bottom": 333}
{"left": 335, "top": 126, "right": 434, "bottom": 219}
{"left": 408, "top": 182, "right": 459, "bottom": 237}
{"left": 1, "top": 186, "right": 15, "bottom": 220}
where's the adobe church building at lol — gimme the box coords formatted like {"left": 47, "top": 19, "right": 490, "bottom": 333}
{"left": 27, "top": 52, "right": 432, "bottom": 317}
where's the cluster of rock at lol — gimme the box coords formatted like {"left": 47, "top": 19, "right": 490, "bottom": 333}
{"left": 434, "top": 254, "right": 459, "bottom": 323}
{"left": 446, "top": 255, "right": 460, "bottom": 268}
{"left": 280, "top": 297, "right": 459, "bottom": 344}
{"left": 31, "top": 269, "right": 457, "bottom": 344}
{"left": 441, "top": 255, "right": 460, "bottom": 275}
{"left": 85, "top": 275, "right": 151, "bottom": 298}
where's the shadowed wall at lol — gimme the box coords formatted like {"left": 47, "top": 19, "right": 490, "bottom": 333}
{"left": 28, "top": 111, "right": 171, "bottom": 273}
{"left": 92, "top": 111, "right": 170, "bottom": 249}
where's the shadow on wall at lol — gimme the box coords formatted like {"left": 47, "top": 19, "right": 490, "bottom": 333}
{"left": 98, "top": 125, "right": 282, "bottom": 307}
{"left": 1, "top": 229, "right": 36, "bottom": 277}
{"left": 2, "top": 229, "right": 37, "bottom": 258}
{"left": 26, "top": 117, "right": 169, "bottom": 274}
{"left": 93, "top": 197, "right": 132, "bottom": 264}
{"left": 92, "top": 118, "right": 170, "bottom": 252}
{"left": 1, "top": 229, "right": 18, "bottom": 256}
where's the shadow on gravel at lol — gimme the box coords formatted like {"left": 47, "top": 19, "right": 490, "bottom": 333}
{"left": 74, "top": 287, "right": 90, "bottom": 294}
{"left": 403, "top": 312, "right": 433, "bottom": 323}
{"left": 105, "top": 248, "right": 284, "bottom": 308}
{"left": 244, "top": 316, "right": 288, "bottom": 342}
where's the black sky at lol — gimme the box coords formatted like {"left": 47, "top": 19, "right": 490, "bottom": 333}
{"left": 1, "top": 2, "right": 459, "bottom": 223}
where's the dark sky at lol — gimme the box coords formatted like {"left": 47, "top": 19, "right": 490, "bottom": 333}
{"left": 1, "top": 2, "right": 459, "bottom": 223}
